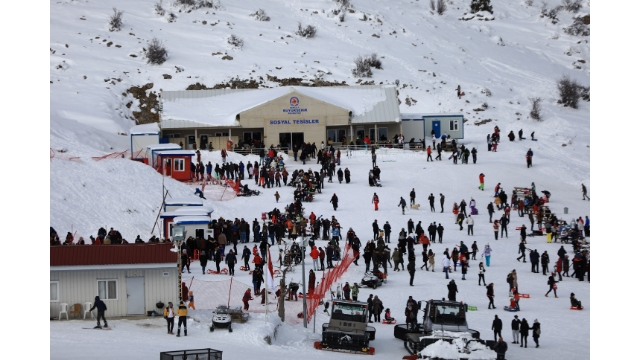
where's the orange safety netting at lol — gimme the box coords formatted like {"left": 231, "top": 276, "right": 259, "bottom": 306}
{"left": 92, "top": 150, "right": 129, "bottom": 161}
{"left": 303, "top": 244, "right": 356, "bottom": 323}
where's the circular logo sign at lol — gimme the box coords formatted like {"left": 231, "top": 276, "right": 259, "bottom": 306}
{"left": 290, "top": 97, "right": 299, "bottom": 107}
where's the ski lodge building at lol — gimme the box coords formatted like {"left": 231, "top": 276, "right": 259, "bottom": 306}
{"left": 156, "top": 85, "right": 465, "bottom": 150}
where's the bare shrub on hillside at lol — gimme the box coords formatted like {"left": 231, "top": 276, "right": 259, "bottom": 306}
{"left": 564, "top": 17, "right": 590, "bottom": 36}
{"left": 436, "top": 0, "right": 447, "bottom": 15}
{"left": 334, "top": 0, "right": 351, "bottom": 8}
{"left": 580, "top": 86, "right": 589, "bottom": 102}
{"left": 430, "top": 0, "right": 436, "bottom": 11}
{"left": 155, "top": 1, "right": 165, "bottom": 16}
{"left": 470, "top": 0, "right": 493, "bottom": 14}
{"left": 481, "top": 87, "right": 492, "bottom": 97}
{"left": 250, "top": 9, "right": 270, "bottom": 21}
{"left": 166, "top": 12, "right": 177, "bottom": 22}
{"left": 146, "top": 38, "right": 168, "bottom": 65}
{"left": 525, "top": 0, "right": 534, "bottom": 6}
{"left": 227, "top": 34, "right": 244, "bottom": 49}
{"left": 365, "top": 53, "right": 382, "bottom": 69}
{"left": 295, "top": 22, "right": 317, "bottom": 38}
{"left": 562, "top": 0, "right": 582, "bottom": 12}
{"left": 352, "top": 55, "right": 372, "bottom": 78}
{"left": 109, "top": 8, "right": 124, "bottom": 32}
{"left": 529, "top": 97, "right": 542, "bottom": 120}
{"left": 540, "top": 2, "right": 560, "bottom": 24}
{"left": 557, "top": 75, "right": 581, "bottom": 109}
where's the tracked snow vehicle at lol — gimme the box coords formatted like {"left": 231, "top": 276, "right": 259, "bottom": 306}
{"left": 395, "top": 299, "right": 495, "bottom": 357}
{"left": 314, "top": 300, "right": 376, "bottom": 355}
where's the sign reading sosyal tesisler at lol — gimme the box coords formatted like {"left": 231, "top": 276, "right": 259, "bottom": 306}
{"left": 269, "top": 119, "right": 320, "bottom": 125}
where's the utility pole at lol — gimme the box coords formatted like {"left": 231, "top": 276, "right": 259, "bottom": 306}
{"left": 302, "top": 232, "right": 308, "bottom": 328}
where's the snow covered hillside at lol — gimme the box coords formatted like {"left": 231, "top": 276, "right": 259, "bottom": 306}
{"left": 50, "top": 0, "right": 590, "bottom": 156}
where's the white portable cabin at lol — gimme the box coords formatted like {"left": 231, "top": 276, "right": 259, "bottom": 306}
{"left": 130, "top": 123, "right": 161, "bottom": 161}
{"left": 163, "top": 197, "right": 204, "bottom": 212}
{"left": 401, "top": 113, "right": 465, "bottom": 141}
{"left": 146, "top": 143, "right": 182, "bottom": 169}
{"left": 173, "top": 216, "right": 213, "bottom": 240}
{"left": 161, "top": 206, "right": 214, "bottom": 240}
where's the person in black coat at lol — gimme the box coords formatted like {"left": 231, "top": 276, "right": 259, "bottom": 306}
{"left": 500, "top": 215, "right": 509, "bottom": 238}
{"left": 372, "top": 220, "right": 380, "bottom": 240}
{"left": 530, "top": 249, "right": 540, "bottom": 273}
{"left": 225, "top": 250, "right": 237, "bottom": 276}
{"left": 199, "top": 251, "right": 208, "bottom": 274}
{"left": 486, "top": 283, "right": 496, "bottom": 309}
{"left": 90, "top": 295, "right": 108, "bottom": 328}
{"left": 494, "top": 337, "right": 508, "bottom": 360}
{"left": 492, "top": 315, "right": 503, "bottom": 342}
{"left": 241, "top": 245, "right": 251, "bottom": 271}
{"left": 545, "top": 275, "right": 557, "bottom": 297}
{"left": 517, "top": 240, "right": 527, "bottom": 262}
{"left": 447, "top": 280, "right": 458, "bottom": 301}
{"left": 531, "top": 319, "right": 541, "bottom": 348}
{"left": 407, "top": 259, "right": 416, "bottom": 286}
{"left": 330, "top": 194, "right": 339, "bottom": 211}
{"left": 437, "top": 223, "right": 444, "bottom": 243}
{"left": 519, "top": 318, "right": 530, "bottom": 347}
{"left": 511, "top": 315, "right": 521, "bottom": 344}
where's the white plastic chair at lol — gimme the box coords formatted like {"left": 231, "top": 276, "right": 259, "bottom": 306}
{"left": 59, "top": 303, "right": 69, "bottom": 320}
{"left": 83, "top": 302, "right": 94, "bottom": 319}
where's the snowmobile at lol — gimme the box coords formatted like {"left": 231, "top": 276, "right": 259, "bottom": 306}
{"left": 395, "top": 299, "right": 494, "bottom": 357}
{"left": 360, "top": 270, "right": 386, "bottom": 289}
{"left": 209, "top": 305, "right": 233, "bottom": 332}
{"left": 314, "top": 300, "right": 376, "bottom": 355}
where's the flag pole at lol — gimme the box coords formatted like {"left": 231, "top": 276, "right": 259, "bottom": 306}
{"left": 265, "top": 248, "right": 269, "bottom": 324}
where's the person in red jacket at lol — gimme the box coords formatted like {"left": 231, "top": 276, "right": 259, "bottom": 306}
{"left": 372, "top": 193, "right": 380, "bottom": 211}
{"left": 181, "top": 282, "right": 189, "bottom": 302}
{"left": 494, "top": 183, "right": 501, "bottom": 196}
{"left": 310, "top": 246, "right": 320, "bottom": 270}
{"left": 242, "top": 288, "right": 253, "bottom": 311}
{"left": 426, "top": 146, "right": 433, "bottom": 162}
{"left": 479, "top": 173, "right": 485, "bottom": 191}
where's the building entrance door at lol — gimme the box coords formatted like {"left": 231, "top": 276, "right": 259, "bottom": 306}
{"left": 126, "top": 277, "right": 145, "bottom": 315}
{"left": 432, "top": 121, "right": 441, "bottom": 138}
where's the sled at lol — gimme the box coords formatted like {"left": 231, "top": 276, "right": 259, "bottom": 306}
{"left": 503, "top": 307, "right": 519, "bottom": 312}
{"left": 570, "top": 306, "right": 583, "bottom": 311}
{"left": 240, "top": 266, "right": 249, "bottom": 271}
{"left": 382, "top": 319, "right": 397, "bottom": 324}
{"left": 467, "top": 306, "right": 478, "bottom": 311}
{"left": 519, "top": 294, "right": 530, "bottom": 298}
{"left": 207, "top": 268, "right": 229, "bottom": 275}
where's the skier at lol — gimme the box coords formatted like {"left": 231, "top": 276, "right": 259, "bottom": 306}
{"left": 478, "top": 173, "right": 485, "bottom": 191}
{"left": 398, "top": 197, "right": 407, "bottom": 215}
{"left": 176, "top": 301, "right": 188, "bottom": 337}
{"left": 372, "top": 193, "right": 380, "bottom": 211}
{"left": 90, "top": 295, "right": 108, "bottom": 329}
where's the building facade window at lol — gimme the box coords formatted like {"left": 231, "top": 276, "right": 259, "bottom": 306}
{"left": 50, "top": 281, "right": 59, "bottom": 302}
{"left": 449, "top": 120, "right": 459, "bottom": 131}
{"left": 174, "top": 158, "right": 184, "bottom": 171}
{"left": 98, "top": 280, "right": 117, "bottom": 300}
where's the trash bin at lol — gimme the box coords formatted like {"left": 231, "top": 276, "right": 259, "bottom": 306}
{"left": 564, "top": 207, "right": 568, "bottom": 214}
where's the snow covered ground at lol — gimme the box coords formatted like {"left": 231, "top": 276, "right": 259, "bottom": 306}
{"left": 40, "top": 0, "right": 605, "bottom": 359}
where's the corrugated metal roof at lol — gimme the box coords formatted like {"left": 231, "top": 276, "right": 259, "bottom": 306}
{"left": 50, "top": 243, "right": 177, "bottom": 267}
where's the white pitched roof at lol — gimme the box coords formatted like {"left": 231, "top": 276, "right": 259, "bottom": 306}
{"left": 165, "top": 197, "right": 203, "bottom": 206}
{"left": 160, "top": 85, "right": 400, "bottom": 128}
{"left": 130, "top": 123, "right": 160, "bottom": 135}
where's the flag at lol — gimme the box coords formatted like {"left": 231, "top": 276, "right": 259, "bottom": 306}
{"left": 265, "top": 248, "right": 276, "bottom": 294}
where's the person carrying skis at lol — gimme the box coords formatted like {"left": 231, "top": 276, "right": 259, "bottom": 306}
{"left": 372, "top": 193, "right": 380, "bottom": 211}
{"left": 90, "top": 295, "right": 108, "bottom": 328}
{"left": 398, "top": 197, "right": 407, "bottom": 215}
